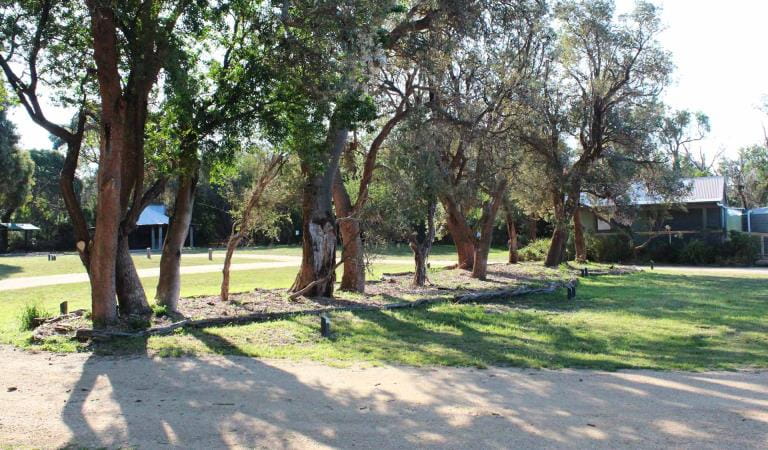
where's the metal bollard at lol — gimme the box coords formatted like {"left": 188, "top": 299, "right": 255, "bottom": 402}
{"left": 208, "top": 248, "right": 213, "bottom": 260}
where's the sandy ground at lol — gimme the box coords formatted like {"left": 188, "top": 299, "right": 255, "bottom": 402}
{"left": 0, "top": 347, "right": 766, "bottom": 449}
{"left": 0, "top": 256, "right": 461, "bottom": 291}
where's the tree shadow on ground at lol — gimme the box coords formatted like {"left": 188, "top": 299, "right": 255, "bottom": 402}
{"left": 47, "top": 331, "right": 768, "bottom": 448}
{"left": 0, "top": 263, "right": 22, "bottom": 280}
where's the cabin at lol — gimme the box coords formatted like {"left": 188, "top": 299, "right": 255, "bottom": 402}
{"left": 580, "top": 176, "right": 742, "bottom": 243}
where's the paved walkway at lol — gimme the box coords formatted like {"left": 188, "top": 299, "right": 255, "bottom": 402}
{"left": 0, "top": 348, "right": 765, "bottom": 448}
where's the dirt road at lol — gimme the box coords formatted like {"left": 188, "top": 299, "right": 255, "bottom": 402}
{"left": 0, "top": 347, "right": 765, "bottom": 449}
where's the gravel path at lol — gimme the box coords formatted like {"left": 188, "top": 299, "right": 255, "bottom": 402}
{"left": 0, "top": 347, "right": 765, "bottom": 449}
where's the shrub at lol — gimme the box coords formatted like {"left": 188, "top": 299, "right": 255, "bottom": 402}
{"left": 719, "top": 231, "right": 761, "bottom": 265}
{"left": 18, "top": 304, "right": 51, "bottom": 331}
{"left": 585, "top": 233, "right": 633, "bottom": 263}
{"left": 152, "top": 304, "right": 168, "bottom": 317}
{"left": 678, "top": 240, "right": 717, "bottom": 265}
{"left": 518, "top": 238, "right": 551, "bottom": 262}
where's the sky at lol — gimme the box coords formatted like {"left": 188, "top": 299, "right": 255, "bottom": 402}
{"left": 9, "top": 0, "right": 768, "bottom": 163}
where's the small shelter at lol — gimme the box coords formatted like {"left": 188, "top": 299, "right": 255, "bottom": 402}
{"left": 129, "top": 204, "right": 195, "bottom": 250}
{"left": 0, "top": 223, "right": 41, "bottom": 250}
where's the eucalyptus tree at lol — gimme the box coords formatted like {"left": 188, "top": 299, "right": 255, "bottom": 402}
{"left": 0, "top": 107, "right": 34, "bottom": 252}
{"left": 659, "top": 109, "right": 710, "bottom": 174}
{"left": 422, "top": 0, "right": 549, "bottom": 278}
{"left": 719, "top": 145, "right": 768, "bottom": 209}
{"left": 0, "top": 0, "right": 93, "bottom": 264}
{"left": 331, "top": 65, "right": 418, "bottom": 292}
{"left": 517, "top": 0, "right": 672, "bottom": 267}
{"left": 153, "top": 1, "right": 290, "bottom": 310}
{"left": 365, "top": 109, "right": 443, "bottom": 286}
{"left": 278, "top": 0, "right": 462, "bottom": 297}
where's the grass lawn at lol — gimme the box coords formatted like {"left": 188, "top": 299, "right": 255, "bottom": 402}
{"left": 0, "top": 245, "right": 765, "bottom": 371}
{"left": 133, "top": 270, "right": 767, "bottom": 371}
{"left": 0, "top": 244, "right": 508, "bottom": 280}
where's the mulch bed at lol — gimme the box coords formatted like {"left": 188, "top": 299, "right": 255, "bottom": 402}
{"left": 31, "top": 263, "right": 637, "bottom": 343}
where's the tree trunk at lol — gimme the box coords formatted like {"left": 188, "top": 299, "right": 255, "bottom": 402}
{"left": 440, "top": 194, "right": 475, "bottom": 270}
{"left": 332, "top": 169, "right": 365, "bottom": 292}
{"left": 220, "top": 231, "right": 241, "bottom": 303}
{"left": 115, "top": 234, "right": 150, "bottom": 316}
{"left": 156, "top": 170, "right": 198, "bottom": 310}
{"left": 470, "top": 180, "right": 507, "bottom": 280}
{"left": 545, "top": 224, "right": 568, "bottom": 267}
{"left": 528, "top": 217, "right": 537, "bottom": 241}
{"left": 409, "top": 201, "right": 436, "bottom": 287}
{"left": 60, "top": 139, "right": 91, "bottom": 269}
{"left": 0, "top": 211, "right": 11, "bottom": 253}
{"left": 506, "top": 211, "right": 518, "bottom": 264}
{"left": 291, "top": 125, "right": 348, "bottom": 297}
{"left": 573, "top": 207, "right": 587, "bottom": 263}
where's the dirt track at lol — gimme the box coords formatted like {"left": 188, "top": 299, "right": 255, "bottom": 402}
{"left": 0, "top": 347, "right": 766, "bottom": 449}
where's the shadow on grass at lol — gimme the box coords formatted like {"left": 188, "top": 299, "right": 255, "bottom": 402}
{"left": 94, "top": 270, "right": 768, "bottom": 372}
{"left": 0, "top": 263, "right": 22, "bottom": 280}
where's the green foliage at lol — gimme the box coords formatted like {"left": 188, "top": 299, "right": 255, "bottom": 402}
{"left": 678, "top": 240, "right": 716, "bottom": 265}
{"left": 639, "top": 231, "right": 760, "bottom": 266}
{"left": 152, "top": 304, "right": 168, "bottom": 318}
{"left": 18, "top": 304, "right": 50, "bottom": 331}
{"left": 585, "top": 234, "right": 633, "bottom": 263}
{"left": 518, "top": 239, "right": 552, "bottom": 262}
{"left": 0, "top": 109, "right": 34, "bottom": 222}
{"left": 720, "top": 231, "right": 761, "bottom": 265}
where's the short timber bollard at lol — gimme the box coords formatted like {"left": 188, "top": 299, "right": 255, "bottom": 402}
{"left": 47, "top": 253, "right": 56, "bottom": 261}
{"left": 60, "top": 301, "right": 68, "bottom": 315}
{"left": 208, "top": 248, "right": 213, "bottom": 260}
{"left": 146, "top": 247, "right": 151, "bottom": 259}
{"left": 649, "top": 260, "right": 654, "bottom": 270}
{"left": 320, "top": 315, "right": 331, "bottom": 337}
{"left": 567, "top": 285, "right": 576, "bottom": 300}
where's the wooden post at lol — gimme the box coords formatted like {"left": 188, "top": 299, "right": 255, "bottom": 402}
{"left": 158, "top": 226, "right": 164, "bottom": 250}
{"left": 146, "top": 247, "right": 151, "bottom": 259}
{"left": 208, "top": 248, "right": 213, "bottom": 261}
{"left": 60, "top": 301, "right": 68, "bottom": 315}
{"left": 320, "top": 315, "right": 331, "bottom": 337}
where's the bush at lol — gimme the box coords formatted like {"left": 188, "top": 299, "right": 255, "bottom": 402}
{"left": 518, "top": 238, "right": 551, "bottom": 262}
{"left": 719, "top": 231, "right": 761, "bottom": 265}
{"left": 152, "top": 304, "right": 168, "bottom": 317}
{"left": 678, "top": 240, "right": 717, "bottom": 265}
{"left": 18, "top": 304, "right": 51, "bottom": 331}
{"left": 585, "top": 234, "right": 633, "bottom": 263}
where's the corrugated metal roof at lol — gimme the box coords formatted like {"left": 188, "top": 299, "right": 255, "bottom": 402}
{"left": 583, "top": 176, "right": 727, "bottom": 207}
{"left": 0, "top": 223, "right": 40, "bottom": 231}
{"left": 136, "top": 204, "right": 169, "bottom": 226}
{"left": 626, "top": 176, "right": 725, "bottom": 205}
{"left": 750, "top": 207, "right": 768, "bottom": 215}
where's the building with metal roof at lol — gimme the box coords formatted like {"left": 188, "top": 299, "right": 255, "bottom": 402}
{"left": 129, "top": 204, "right": 195, "bottom": 250}
{"left": 579, "top": 176, "right": 739, "bottom": 242}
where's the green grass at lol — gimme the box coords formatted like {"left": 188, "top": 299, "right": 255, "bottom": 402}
{"left": 1, "top": 245, "right": 766, "bottom": 371}
{"left": 135, "top": 270, "right": 768, "bottom": 370}
{"left": 0, "top": 252, "right": 276, "bottom": 279}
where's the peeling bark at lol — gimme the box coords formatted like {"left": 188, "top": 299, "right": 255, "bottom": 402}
{"left": 332, "top": 169, "right": 365, "bottom": 292}
{"left": 291, "top": 123, "right": 348, "bottom": 297}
